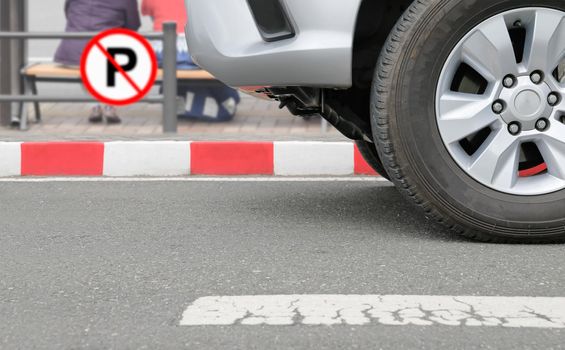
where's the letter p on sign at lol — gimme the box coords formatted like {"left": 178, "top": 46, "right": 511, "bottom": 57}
{"left": 81, "top": 29, "right": 158, "bottom": 106}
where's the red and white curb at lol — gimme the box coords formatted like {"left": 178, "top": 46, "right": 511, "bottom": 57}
{"left": 0, "top": 141, "right": 380, "bottom": 177}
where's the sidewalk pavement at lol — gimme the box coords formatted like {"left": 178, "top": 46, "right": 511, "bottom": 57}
{"left": 0, "top": 94, "right": 344, "bottom": 141}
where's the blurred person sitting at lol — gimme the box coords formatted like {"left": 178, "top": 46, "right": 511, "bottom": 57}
{"left": 142, "top": 0, "right": 240, "bottom": 122}
{"left": 54, "top": 0, "right": 141, "bottom": 124}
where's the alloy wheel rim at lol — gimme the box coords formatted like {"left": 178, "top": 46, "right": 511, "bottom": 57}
{"left": 436, "top": 7, "right": 565, "bottom": 196}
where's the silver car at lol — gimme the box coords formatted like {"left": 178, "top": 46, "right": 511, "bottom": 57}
{"left": 186, "top": 0, "right": 565, "bottom": 243}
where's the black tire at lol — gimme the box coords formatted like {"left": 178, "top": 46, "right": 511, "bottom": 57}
{"left": 355, "top": 141, "right": 391, "bottom": 180}
{"left": 372, "top": 0, "right": 565, "bottom": 243}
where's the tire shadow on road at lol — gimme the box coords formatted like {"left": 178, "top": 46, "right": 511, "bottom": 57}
{"left": 234, "top": 182, "right": 465, "bottom": 243}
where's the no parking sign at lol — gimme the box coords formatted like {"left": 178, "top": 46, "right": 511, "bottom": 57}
{"left": 80, "top": 29, "right": 158, "bottom": 106}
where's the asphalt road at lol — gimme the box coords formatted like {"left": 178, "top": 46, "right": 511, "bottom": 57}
{"left": 1, "top": 180, "right": 564, "bottom": 349}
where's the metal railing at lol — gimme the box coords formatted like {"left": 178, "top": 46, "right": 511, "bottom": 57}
{"left": 0, "top": 0, "right": 27, "bottom": 126}
{"left": 0, "top": 22, "right": 179, "bottom": 133}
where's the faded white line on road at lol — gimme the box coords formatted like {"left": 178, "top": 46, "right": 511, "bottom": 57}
{"left": 0, "top": 177, "right": 389, "bottom": 183}
{"left": 180, "top": 295, "right": 565, "bottom": 328}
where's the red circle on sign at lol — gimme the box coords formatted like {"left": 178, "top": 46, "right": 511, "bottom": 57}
{"left": 80, "top": 28, "right": 158, "bottom": 106}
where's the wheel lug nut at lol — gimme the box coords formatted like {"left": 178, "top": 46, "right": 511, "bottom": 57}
{"left": 508, "top": 122, "right": 521, "bottom": 135}
{"left": 503, "top": 75, "right": 515, "bottom": 88}
{"left": 535, "top": 118, "right": 549, "bottom": 132}
{"left": 492, "top": 100, "right": 505, "bottom": 114}
{"left": 548, "top": 93, "right": 560, "bottom": 106}
{"left": 530, "top": 71, "right": 543, "bottom": 84}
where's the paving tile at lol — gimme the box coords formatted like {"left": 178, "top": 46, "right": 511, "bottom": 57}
{"left": 0, "top": 95, "right": 345, "bottom": 139}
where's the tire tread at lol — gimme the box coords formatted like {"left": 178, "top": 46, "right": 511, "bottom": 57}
{"left": 371, "top": 0, "right": 564, "bottom": 243}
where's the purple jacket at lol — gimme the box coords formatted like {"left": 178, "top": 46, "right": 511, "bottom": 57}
{"left": 54, "top": 0, "right": 141, "bottom": 66}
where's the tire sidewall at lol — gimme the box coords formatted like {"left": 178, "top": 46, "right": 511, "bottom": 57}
{"left": 385, "top": 0, "right": 565, "bottom": 232}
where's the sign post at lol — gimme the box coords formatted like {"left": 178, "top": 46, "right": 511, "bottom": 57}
{"left": 0, "top": 0, "right": 12, "bottom": 125}
{"left": 162, "top": 22, "right": 178, "bottom": 133}
{"left": 0, "top": 0, "right": 27, "bottom": 126}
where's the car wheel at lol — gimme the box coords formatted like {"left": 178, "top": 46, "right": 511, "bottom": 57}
{"left": 355, "top": 141, "right": 391, "bottom": 180}
{"left": 372, "top": 0, "right": 565, "bottom": 242}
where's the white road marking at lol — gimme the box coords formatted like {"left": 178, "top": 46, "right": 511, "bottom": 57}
{"left": 180, "top": 295, "right": 565, "bottom": 328}
{"left": 0, "top": 177, "right": 389, "bottom": 183}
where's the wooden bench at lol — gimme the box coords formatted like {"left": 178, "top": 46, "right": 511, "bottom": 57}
{"left": 19, "top": 62, "right": 216, "bottom": 122}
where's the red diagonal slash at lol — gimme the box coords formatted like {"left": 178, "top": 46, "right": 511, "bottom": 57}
{"left": 95, "top": 42, "right": 142, "bottom": 94}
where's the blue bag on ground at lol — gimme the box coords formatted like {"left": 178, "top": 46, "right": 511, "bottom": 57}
{"left": 153, "top": 38, "right": 240, "bottom": 122}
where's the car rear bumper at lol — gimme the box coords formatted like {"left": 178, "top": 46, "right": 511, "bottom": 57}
{"left": 185, "top": 0, "right": 362, "bottom": 88}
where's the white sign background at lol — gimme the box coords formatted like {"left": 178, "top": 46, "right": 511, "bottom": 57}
{"left": 82, "top": 32, "right": 156, "bottom": 104}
